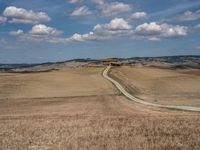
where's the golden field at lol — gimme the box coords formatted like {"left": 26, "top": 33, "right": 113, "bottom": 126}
{"left": 110, "top": 66, "right": 200, "bottom": 107}
{"left": 0, "top": 67, "right": 117, "bottom": 99}
{"left": 0, "top": 66, "right": 200, "bottom": 150}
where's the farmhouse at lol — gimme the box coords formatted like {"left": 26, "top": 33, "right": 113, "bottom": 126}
{"left": 103, "top": 59, "right": 122, "bottom": 66}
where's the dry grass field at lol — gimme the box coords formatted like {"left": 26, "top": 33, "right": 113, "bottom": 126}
{"left": 0, "top": 66, "right": 200, "bottom": 149}
{"left": 0, "top": 67, "right": 117, "bottom": 99}
{"left": 110, "top": 66, "right": 200, "bottom": 107}
{"left": 1, "top": 95, "right": 200, "bottom": 150}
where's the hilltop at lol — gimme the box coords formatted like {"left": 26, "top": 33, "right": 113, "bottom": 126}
{"left": 0, "top": 55, "right": 199, "bottom": 73}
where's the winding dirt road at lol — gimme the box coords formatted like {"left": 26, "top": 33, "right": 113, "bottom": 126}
{"left": 103, "top": 66, "right": 200, "bottom": 112}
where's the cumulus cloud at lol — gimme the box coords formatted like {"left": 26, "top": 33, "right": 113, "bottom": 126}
{"left": 3, "top": 6, "right": 51, "bottom": 24}
{"left": 70, "top": 33, "right": 85, "bottom": 41}
{"left": 135, "top": 22, "right": 188, "bottom": 40}
{"left": 91, "top": 0, "right": 105, "bottom": 5}
{"left": 69, "top": 32, "right": 98, "bottom": 42}
{"left": 29, "top": 24, "right": 63, "bottom": 36}
{"left": 71, "top": 6, "right": 92, "bottom": 16}
{"left": 68, "top": 0, "right": 83, "bottom": 3}
{"left": 0, "top": 16, "right": 7, "bottom": 24}
{"left": 9, "top": 17, "right": 188, "bottom": 44}
{"left": 99, "top": 2, "right": 131, "bottom": 16}
{"left": 66, "top": 20, "right": 187, "bottom": 43}
{"left": 8, "top": 18, "right": 36, "bottom": 24}
{"left": 135, "top": 22, "right": 162, "bottom": 35}
{"left": 130, "top": 12, "right": 147, "bottom": 20}
{"left": 148, "top": 37, "right": 161, "bottom": 42}
{"left": 101, "top": 17, "right": 132, "bottom": 30}
{"left": 9, "top": 29, "right": 24, "bottom": 36}
{"left": 174, "top": 10, "right": 200, "bottom": 21}
{"left": 161, "top": 24, "right": 188, "bottom": 38}
{"left": 68, "top": 1, "right": 131, "bottom": 17}
{"left": 68, "top": 0, "right": 105, "bottom": 5}
{"left": 69, "top": 18, "right": 133, "bottom": 42}
{"left": 10, "top": 24, "right": 64, "bottom": 43}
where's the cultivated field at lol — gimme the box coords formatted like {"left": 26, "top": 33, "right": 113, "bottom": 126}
{"left": 0, "top": 66, "right": 200, "bottom": 149}
{"left": 1, "top": 95, "right": 200, "bottom": 150}
{"left": 0, "top": 67, "right": 117, "bottom": 99}
{"left": 110, "top": 66, "right": 200, "bottom": 106}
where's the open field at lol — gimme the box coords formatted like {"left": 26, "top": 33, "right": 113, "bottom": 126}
{"left": 110, "top": 66, "right": 200, "bottom": 107}
{"left": 0, "top": 95, "right": 200, "bottom": 150}
{"left": 0, "top": 66, "right": 200, "bottom": 149}
{"left": 0, "top": 67, "right": 117, "bottom": 99}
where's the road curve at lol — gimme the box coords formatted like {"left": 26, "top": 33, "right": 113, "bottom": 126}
{"left": 103, "top": 66, "right": 200, "bottom": 112}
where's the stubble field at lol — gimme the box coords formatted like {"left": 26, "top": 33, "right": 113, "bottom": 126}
{"left": 0, "top": 67, "right": 117, "bottom": 99}
{"left": 0, "top": 66, "right": 200, "bottom": 150}
{"left": 110, "top": 66, "right": 200, "bottom": 107}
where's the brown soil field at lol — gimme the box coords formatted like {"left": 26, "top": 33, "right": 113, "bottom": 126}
{"left": 0, "top": 67, "right": 117, "bottom": 99}
{"left": 0, "top": 66, "right": 200, "bottom": 149}
{"left": 110, "top": 66, "right": 200, "bottom": 106}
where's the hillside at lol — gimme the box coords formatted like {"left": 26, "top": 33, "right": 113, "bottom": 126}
{"left": 0, "top": 55, "right": 199, "bottom": 72}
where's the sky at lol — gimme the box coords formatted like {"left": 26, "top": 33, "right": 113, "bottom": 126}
{"left": 0, "top": 0, "right": 200, "bottom": 63}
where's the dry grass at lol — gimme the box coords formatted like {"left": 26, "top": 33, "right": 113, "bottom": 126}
{"left": 0, "top": 66, "right": 200, "bottom": 150}
{"left": 110, "top": 66, "right": 200, "bottom": 106}
{"left": 0, "top": 67, "right": 117, "bottom": 99}
{"left": 0, "top": 96, "right": 200, "bottom": 150}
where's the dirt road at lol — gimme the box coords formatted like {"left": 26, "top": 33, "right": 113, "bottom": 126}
{"left": 103, "top": 66, "right": 200, "bottom": 112}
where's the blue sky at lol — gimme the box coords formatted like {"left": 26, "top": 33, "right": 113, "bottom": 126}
{"left": 0, "top": 0, "right": 200, "bottom": 63}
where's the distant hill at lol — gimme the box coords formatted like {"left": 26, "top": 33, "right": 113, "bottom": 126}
{"left": 0, "top": 55, "right": 199, "bottom": 72}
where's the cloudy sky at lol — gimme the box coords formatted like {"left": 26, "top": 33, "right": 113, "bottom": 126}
{"left": 0, "top": 0, "right": 200, "bottom": 63}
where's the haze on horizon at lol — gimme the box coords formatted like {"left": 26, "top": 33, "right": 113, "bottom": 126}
{"left": 0, "top": 0, "right": 200, "bottom": 63}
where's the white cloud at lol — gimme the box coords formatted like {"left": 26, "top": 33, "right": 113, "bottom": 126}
{"left": 99, "top": 2, "right": 131, "bottom": 16}
{"left": 8, "top": 18, "right": 36, "bottom": 24}
{"left": 68, "top": 19, "right": 187, "bottom": 43}
{"left": 10, "top": 24, "right": 64, "bottom": 43}
{"left": 70, "top": 33, "right": 85, "bottom": 41}
{"left": 160, "top": 23, "right": 187, "bottom": 38}
{"left": 92, "top": 0, "right": 105, "bottom": 5}
{"left": 174, "top": 10, "right": 200, "bottom": 21}
{"left": 148, "top": 37, "right": 161, "bottom": 42}
{"left": 68, "top": 0, "right": 105, "bottom": 5}
{"left": 29, "top": 24, "right": 62, "bottom": 36}
{"left": 9, "top": 29, "right": 24, "bottom": 36}
{"left": 9, "top": 13, "right": 189, "bottom": 44}
{"left": 68, "top": 1, "right": 131, "bottom": 17}
{"left": 130, "top": 12, "right": 147, "bottom": 20}
{"left": 103, "top": 17, "right": 132, "bottom": 30}
{"left": 69, "top": 18, "right": 133, "bottom": 42}
{"left": 93, "top": 18, "right": 133, "bottom": 38}
{"left": 3, "top": 6, "right": 51, "bottom": 24}
{"left": 135, "top": 22, "right": 162, "bottom": 35}
{"left": 71, "top": 6, "right": 92, "bottom": 16}
{"left": 68, "top": 0, "right": 83, "bottom": 3}
{"left": 0, "top": 16, "right": 7, "bottom": 24}
{"left": 69, "top": 32, "right": 98, "bottom": 42}
{"left": 135, "top": 22, "right": 188, "bottom": 40}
